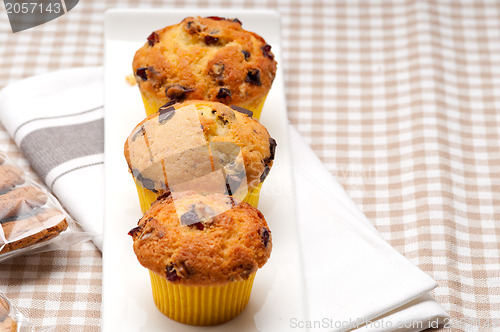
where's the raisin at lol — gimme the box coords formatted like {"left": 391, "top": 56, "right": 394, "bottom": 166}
{"left": 135, "top": 67, "right": 148, "bottom": 81}
{"left": 180, "top": 211, "right": 200, "bottom": 226}
{"left": 232, "top": 18, "right": 242, "bottom": 25}
{"left": 260, "top": 164, "right": 270, "bottom": 182}
{"left": 261, "top": 44, "right": 274, "bottom": 60}
{"left": 242, "top": 50, "right": 250, "bottom": 61}
{"left": 128, "top": 224, "right": 143, "bottom": 237}
{"left": 165, "top": 85, "right": 193, "bottom": 102}
{"left": 260, "top": 228, "right": 270, "bottom": 247}
{"left": 245, "top": 69, "right": 261, "bottom": 86}
{"left": 166, "top": 264, "right": 180, "bottom": 281}
{"left": 216, "top": 88, "right": 231, "bottom": 100}
{"left": 230, "top": 105, "right": 253, "bottom": 117}
{"left": 269, "top": 137, "right": 277, "bottom": 160}
{"left": 204, "top": 35, "right": 219, "bottom": 45}
{"left": 147, "top": 32, "right": 159, "bottom": 46}
{"left": 158, "top": 106, "right": 175, "bottom": 124}
{"left": 206, "top": 16, "right": 223, "bottom": 21}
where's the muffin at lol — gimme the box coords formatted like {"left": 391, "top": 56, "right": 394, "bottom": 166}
{"left": 128, "top": 191, "right": 272, "bottom": 325}
{"left": 124, "top": 100, "right": 276, "bottom": 213}
{"left": 132, "top": 16, "right": 277, "bottom": 119}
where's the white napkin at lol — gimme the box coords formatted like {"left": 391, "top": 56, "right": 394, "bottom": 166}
{"left": 290, "top": 127, "right": 448, "bottom": 331}
{"left": 0, "top": 67, "right": 448, "bottom": 331}
{"left": 0, "top": 67, "right": 104, "bottom": 250}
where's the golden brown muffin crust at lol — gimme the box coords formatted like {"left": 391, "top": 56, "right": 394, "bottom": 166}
{"left": 124, "top": 100, "right": 276, "bottom": 195}
{"left": 132, "top": 16, "right": 277, "bottom": 108}
{"left": 129, "top": 191, "right": 272, "bottom": 286}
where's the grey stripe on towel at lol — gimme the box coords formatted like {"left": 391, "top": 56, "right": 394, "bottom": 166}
{"left": 20, "top": 119, "right": 104, "bottom": 180}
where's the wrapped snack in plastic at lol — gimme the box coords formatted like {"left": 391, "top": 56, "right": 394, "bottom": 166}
{"left": 0, "top": 292, "right": 54, "bottom": 331}
{"left": 0, "top": 152, "right": 90, "bottom": 262}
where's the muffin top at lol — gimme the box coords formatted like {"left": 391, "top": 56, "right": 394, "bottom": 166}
{"left": 129, "top": 191, "right": 272, "bottom": 285}
{"left": 132, "top": 16, "right": 277, "bottom": 108}
{"left": 124, "top": 100, "right": 276, "bottom": 198}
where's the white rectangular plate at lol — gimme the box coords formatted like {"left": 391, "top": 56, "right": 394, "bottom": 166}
{"left": 103, "top": 8, "right": 305, "bottom": 332}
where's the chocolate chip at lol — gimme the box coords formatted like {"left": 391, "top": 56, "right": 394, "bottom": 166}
{"left": 242, "top": 50, "right": 250, "bottom": 61}
{"left": 204, "top": 35, "right": 219, "bottom": 45}
{"left": 216, "top": 88, "right": 231, "bottom": 100}
{"left": 230, "top": 105, "right": 253, "bottom": 117}
{"left": 261, "top": 44, "right": 274, "bottom": 60}
{"left": 245, "top": 69, "right": 261, "bottom": 86}
{"left": 147, "top": 32, "right": 159, "bottom": 46}
{"left": 159, "top": 100, "right": 177, "bottom": 109}
{"left": 269, "top": 137, "right": 277, "bottom": 160}
{"left": 232, "top": 18, "right": 242, "bottom": 25}
{"left": 260, "top": 164, "right": 270, "bottom": 182}
{"left": 136, "top": 67, "right": 149, "bottom": 81}
{"left": 158, "top": 106, "right": 175, "bottom": 124}
{"left": 180, "top": 211, "right": 200, "bottom": 226}
{"left": 166, "top": 264, "right": 180, "bottom": 281}
{"left": 165, "top": 85, "right": 193, "bottom": 102}
{"left": 260, "top": 228, "right": 270, "bottom": 247}
{"left": 132, "top": 169, "right": 156, "bottom": 192}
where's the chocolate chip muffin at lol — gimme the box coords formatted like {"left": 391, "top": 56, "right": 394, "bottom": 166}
{"left": 124, "top": 100, "right": 276, "bottom": 212}
{"left": 129, "top": 190, "right": 272, "bottom": 325}
{"left": 132, "top": 16, "right": 277, "bottom": 119}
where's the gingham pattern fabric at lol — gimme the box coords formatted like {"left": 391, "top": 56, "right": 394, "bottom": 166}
{"left": 0, "top": 1, "right": 499, "bottom": 331}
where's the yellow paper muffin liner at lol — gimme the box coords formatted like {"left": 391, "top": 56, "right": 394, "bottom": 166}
{"left": 149, "top": 271, "right": 256, "bottom": 326}
{"left": 134, "top": 180, "right": 263, "bottom": 213}
{"left": 140, "top": 94, "right": 166, "bottom": 116}
{"left": 139, "top": 93, "right": 268, "bottom": 120}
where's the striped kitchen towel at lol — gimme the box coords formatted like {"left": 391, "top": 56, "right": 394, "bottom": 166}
{"left": 0, "top": 67, "right": 104, "bottom": 249}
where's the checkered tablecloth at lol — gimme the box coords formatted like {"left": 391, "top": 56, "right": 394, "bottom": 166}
{"left": 1, "top": 1, "right": 499, "bottom": 331}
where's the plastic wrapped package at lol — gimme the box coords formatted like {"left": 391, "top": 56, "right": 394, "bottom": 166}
{"left": 0, "top": 152, "right": 90, "bottom": 262}
{"left": 0, "top": 293, "right": 54, "bottom": 331}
